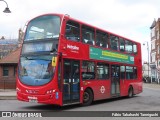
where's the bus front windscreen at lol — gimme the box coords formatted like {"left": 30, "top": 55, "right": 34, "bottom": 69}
{"left": 19, "top": 55, "right": 55, "bottom": 86}
{"left": 25, "top": 15, "right": 60, "bottom": 41}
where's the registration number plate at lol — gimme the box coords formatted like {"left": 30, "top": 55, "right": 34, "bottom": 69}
{"left": 28, "top": 96, "right": 38, "bottom": 103}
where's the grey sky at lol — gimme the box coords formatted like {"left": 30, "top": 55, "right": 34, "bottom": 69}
{"left": 0, "top": 0, "right": 160, "bottom": 62}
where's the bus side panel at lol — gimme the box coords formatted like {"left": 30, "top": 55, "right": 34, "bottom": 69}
{"left": 123, "top": 80, "right": 142, "bottom": 96}
{"left": 59, "top": 35, "right": 89, "bottom": 60}
{"left": 120, "top": 79, "right": 127, "bottom": 96}
{"left": 82, "top": 80, "right": 111, "bottom": 101}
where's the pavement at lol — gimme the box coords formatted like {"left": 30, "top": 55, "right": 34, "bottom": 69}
{"left": 143, "top": 82, "right": 160, "bottom": 90}
{"left": 0, "top": 89, "right": 16, "bottom": 100}
{"left": 0, "top": 83, "right": 160, "bottom": 100}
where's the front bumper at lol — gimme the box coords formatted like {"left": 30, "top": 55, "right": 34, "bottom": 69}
{"left": 17, "top": 91, "right": 59, "bottom": 105}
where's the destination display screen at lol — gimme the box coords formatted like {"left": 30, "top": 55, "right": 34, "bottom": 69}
{"left": 22, "top": 42, "right": 53, "bottom": 54}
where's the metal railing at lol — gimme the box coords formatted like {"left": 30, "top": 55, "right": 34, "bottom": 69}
{"left": 143, "top": 69, "right": 160, "bottom": 84}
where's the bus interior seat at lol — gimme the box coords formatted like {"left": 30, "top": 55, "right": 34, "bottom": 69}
{"left": 87, "top": 40, "right": 93, "bottom": 45}
{"left": 102, "top": 43, "right": 107, "bottom": 48}
{"left": 112, "top": 45, "right": 117, "bottom": 50}
{"left": 120, "top": 48, "right": 125, "bottom": 52}
{"left": 96, "top": 41, "right": 101, "bottom": 46}
{"left": 73, "top": 82, "right": 79, "bottom": 92}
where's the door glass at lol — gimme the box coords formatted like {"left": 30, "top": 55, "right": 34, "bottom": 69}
{"left": 63, "top": 61, "right": 71, "bottom": 101}
{"left": 115, "top": 66, "right": 120, "bottom": 94}
{"left": 111, "top": 66, "right": 116, "bottom": 94}
{"left": 72, "top": 61, "right": 80, "bottom": 100}
{"left": 63, "top": 60, "right": 80, "bottom": 103}
{"left": 111, "top": 65, "right": 120, "bottom": 95}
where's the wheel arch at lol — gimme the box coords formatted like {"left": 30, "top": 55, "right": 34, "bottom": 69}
{"left": 84, "top": 87, "right": 94, "bottom": 101}
{"left": 128, "top": 85, "right": 134, "bottom": 94}
{"left": 128, "top": 85, "right": 134, "bottom": 98}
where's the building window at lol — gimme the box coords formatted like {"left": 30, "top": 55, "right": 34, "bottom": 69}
{"left": 151, "top": 52, "right": 156, "bottom": 62}
{"left": 96, "top": 63, "right": 109, "bottom": 80}
{"left": 3, "top": 67, "right": 9, "bottom": 76}
{"left": 156, "top": 31, "right": 159, "bottom": 39}
{"left": 82, "top": 61, "right": 95, "bottom": 80}
{"left": 65, "top": 20, "right": 80, "bottom": 41}
{"left": 151, "top": 27, "right": 155, "bottom": 37}
{"left": 151, "top": 40, "right": 155, "bottom": 50}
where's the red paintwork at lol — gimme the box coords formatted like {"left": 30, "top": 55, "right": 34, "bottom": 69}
{"left": 16, "top": 61, "right": 63, "bottom": 105}
{"left": 17, "top": 13, "right": 142, "bottom": 106}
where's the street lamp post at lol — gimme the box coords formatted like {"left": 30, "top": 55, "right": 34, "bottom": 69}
{"left": 143, "top": 41, "right": 150, "bottom": 80}
{"left": 0, "top": 0, "right": 11, "bottom": 13}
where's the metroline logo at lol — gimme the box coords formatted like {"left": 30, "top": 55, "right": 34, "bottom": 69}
{"left": 67, "top": 44, "right": 79, "bottom": 51}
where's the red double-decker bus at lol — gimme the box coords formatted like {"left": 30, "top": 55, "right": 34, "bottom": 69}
{"left": 17, "top": 13, "right": 142, "bottom": 106}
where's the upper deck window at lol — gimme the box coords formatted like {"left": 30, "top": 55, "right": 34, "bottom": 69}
{"left": 110, "top": 35, "right": 119, "bottom": 51}
{"left": 96, "top": 30, "right": 109, "bottom": 48}
{"left": 119, "top": 38, "right": 125, "bottom": 52}
{"left": 65, "top": 21, "right": 80, "bottom": 42}
{"left": 125, "top": 40, "right": 133, "bottom": 53}
{"left": 82, "top": 25, "right": 95, "bottom": 45}
{"left": 25, "top": 15, "right": 60, "bottom": 41}
{"left": 133, "top": 43, "right": 137, "bottom": 54}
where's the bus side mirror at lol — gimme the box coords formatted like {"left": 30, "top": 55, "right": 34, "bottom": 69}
{"left": 50, "top": 48, "right": 57, "bottom": 53}
{"left": 50, "top": 44, "right": 58, "bottom": 53}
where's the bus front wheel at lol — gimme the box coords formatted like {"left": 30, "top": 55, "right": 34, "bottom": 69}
{"left": 83, "top": 89, "right": 93, "bottom": 106}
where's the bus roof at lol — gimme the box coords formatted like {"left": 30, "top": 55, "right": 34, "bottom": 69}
{"left": 66, "top": 15, "right": 140, "bottom": 44}
{"left": 28, "top": 13, "right": 140, "bottom": 44}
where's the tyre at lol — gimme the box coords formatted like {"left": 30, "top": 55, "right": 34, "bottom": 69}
{"left": 83, "top": 89, "right": 93, "bottom": 106}
{"left": 128, "top": 87, "right": 133, "bottom": 98}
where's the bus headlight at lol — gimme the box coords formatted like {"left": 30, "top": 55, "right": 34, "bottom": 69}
{"left": 46, "top": 89, "right": 55, "bottom": 94}
{"left": 16, "top": 87, "right": 21, "bottom": 92}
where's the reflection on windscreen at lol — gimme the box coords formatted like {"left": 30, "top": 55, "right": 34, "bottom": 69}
{"left": 25, "top": 15, "right": 60, "bottom": 41}
{"left": 19, "top": 56, "right": 55, "bottom": 86}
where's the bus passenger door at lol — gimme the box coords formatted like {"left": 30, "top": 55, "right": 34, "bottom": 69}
{"left": 111, "top": 65, "right": 120, "bottom": 96}
{"left": 63, "top": 59, "right": 80, "bottom": 104}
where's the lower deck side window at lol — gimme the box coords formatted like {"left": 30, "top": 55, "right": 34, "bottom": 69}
{"left": 82, "top": 61, "right": 95, "bottom": 80}
{"left": 97, "top": 63, "right": 109, "bottom": 80}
